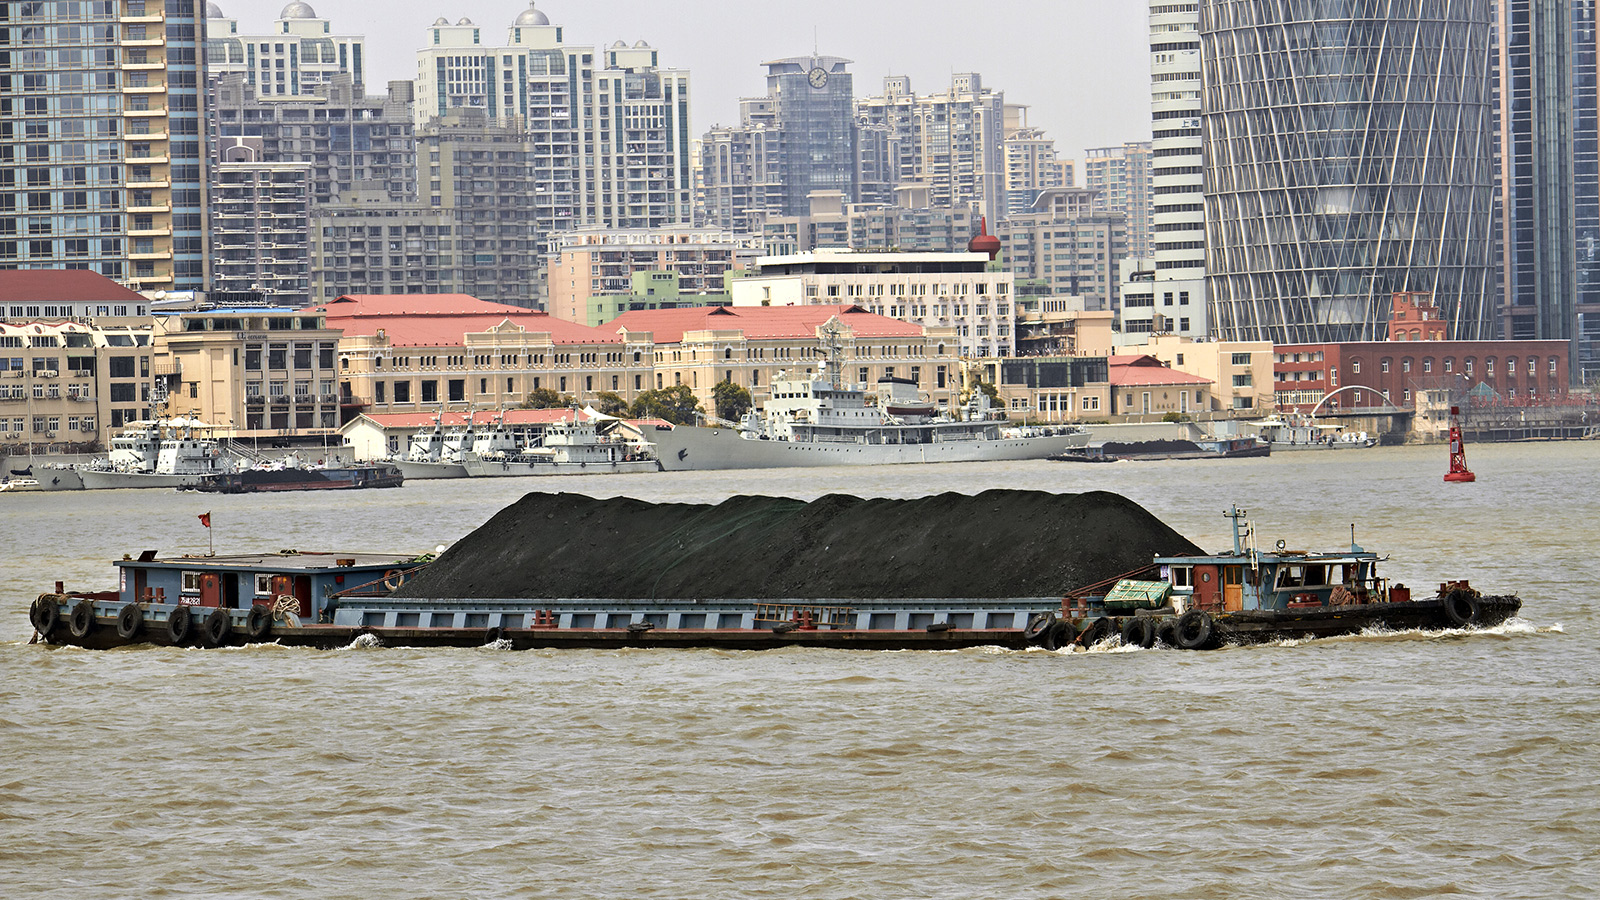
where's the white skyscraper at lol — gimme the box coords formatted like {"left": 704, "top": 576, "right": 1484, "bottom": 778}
{"left": 1149, "top": 1, "right": 1207, "bottom": 332}
{"left": 205, "top": 2, "right": 366, "bottom": 98}
{"left": 414, "top": 3, "right": 692, "bottom": 232}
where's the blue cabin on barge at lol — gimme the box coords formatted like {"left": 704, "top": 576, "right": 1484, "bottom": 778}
{"left": 113, "top": 550, "right": 422, "bottom": 621}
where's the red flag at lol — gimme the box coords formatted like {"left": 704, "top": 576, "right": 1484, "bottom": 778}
{"left": 198, "top": 512, "right": 211, "bottom": 528}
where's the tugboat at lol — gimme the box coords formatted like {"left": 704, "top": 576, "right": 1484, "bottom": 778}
{"left": 1025, "top": 506, "right": 1520, "bottom": 650}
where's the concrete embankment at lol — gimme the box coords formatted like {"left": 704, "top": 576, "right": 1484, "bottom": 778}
{"left": 396, "top": 489, "right": 1203, "bottom": 601}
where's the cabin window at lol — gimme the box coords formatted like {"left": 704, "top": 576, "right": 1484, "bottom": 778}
{"left": 1170, "top": 566, "right": 1192, "bottom": 588}
{"left": 1303, "top": 564, "right": 1326, "bottom": 586}
{"left": 1275, "top": 565, "right": 1304, "bottom": 589}
{"left": 182, "top": 571, "right": 202, "bottom": 593}
{"left": 256, "top": 574, "right": 271, "bottom": 595}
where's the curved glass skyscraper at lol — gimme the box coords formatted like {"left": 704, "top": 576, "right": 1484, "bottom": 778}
{"left": 1201, "top": 1, "right": 1497, "bottom": 343}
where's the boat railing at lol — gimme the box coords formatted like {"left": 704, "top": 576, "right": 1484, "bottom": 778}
{"left": 753, "top": 602, "right": 857, "bottom": 629}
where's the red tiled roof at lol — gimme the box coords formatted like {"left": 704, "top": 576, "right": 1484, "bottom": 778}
{"left": 307, "top": 294, "right": 621, "bottom": 346}
{"left": 0, "top": 269, "right": 148, "bottom": 304}
{"left": 349, "top": 409, "right": 585, "bottom": 429}
{"left": 607, "top": 304, "right": 927, "bottom": 345}
{"left": 1109, "top": 355, "right": 1212, "bottom": 387}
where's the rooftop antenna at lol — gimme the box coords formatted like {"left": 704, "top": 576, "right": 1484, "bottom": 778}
{"left": 813, "top": 26, "right": 818, "bottom": 57}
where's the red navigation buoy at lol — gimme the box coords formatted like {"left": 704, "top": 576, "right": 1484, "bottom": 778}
{"left": 1444, "top": 405, "right": 1476, "bottom": 483}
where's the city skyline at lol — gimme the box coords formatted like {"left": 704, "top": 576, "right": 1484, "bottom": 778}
{"left": 247, "top": 0, "right": 1152, "bottom": 162}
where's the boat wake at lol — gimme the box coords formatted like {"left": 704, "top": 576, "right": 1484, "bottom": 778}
{"left": 342, "top": 632, "right": 384, "bottom": 650}
{"left": 1243, "top": 616, "right": 1555, "bottom": 649}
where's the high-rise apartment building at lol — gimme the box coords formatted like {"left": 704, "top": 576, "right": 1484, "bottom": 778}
{"left": 0, "top": 0, "right": 209, "bottom": 292}
{"left": 857, "top": 74, "right": 1007, "bottom": 223}
{"left": 699, "top": 55, "right": 859, "bottom": 228}
{"left": 1083, "top": 142, "right": 1153, "bottom": 259}
{"left": 211, "top": 138, "right": 312, "bottom": 305}
{"left": 1149, "top": 1, "right": 1206, "bottom": 337}
{"left": 1493, "top": 0, "right": 1600, "bottom": 381}
{"left": 210, "top": 73, "right": 417, "bottom": 206}
{"left": 205, "top": 2, "right": 364, "bottom": 98}
{"left": 414, "top": 5, "right": 693, "bottom": 234}
{"left": 1002, "top": 104, "right": 1073, "bottom": 217}
{"left": 1200, "top": 0, "right": 1497, "bottom": 343}
{"left": 996, "top": 188, "right": 1127, "bottom": 313}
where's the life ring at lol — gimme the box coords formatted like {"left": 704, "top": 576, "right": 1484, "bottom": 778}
{"left": 202, "top": 608, "right": 232, "bottom": 647}
{"left": 1024, "top": 611, "right": 1056, "bottom": 642}
{"left": 69, "top": 600, "right": 96, "bottom": 639}
{"left": 30, "top": 596, "right": 60, "bottom": 637}
{"left": 116, "top": 604, "right": 144, "bottom": 640}
{"left": 383, "top": 569, "right": 406, "bottom": 592}
{"left": 1120, "top": 616, "right": 1156, "bottom": 649}
{"left": 246, "top": 604, "right": 274, "bottom": 640}
{"left": 1174, "top": 610, "right": 1215, "bottom": 650}
{"left": 1443, "top": 590, "right": 1479, "bottom": 627}
{"left": 167, "top": 607, "right": 193, "bottom": 645}
{"left": 1078, "top": 616, "right": 1115, "bottom": 648}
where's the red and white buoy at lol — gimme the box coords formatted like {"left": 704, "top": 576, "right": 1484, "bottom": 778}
{"left": 1444, "top": 405, "right": 1476, "bottom": 483}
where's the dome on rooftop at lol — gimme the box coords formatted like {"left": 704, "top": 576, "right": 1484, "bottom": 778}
{"left": 633, "top": 40, "right": 649, "bottom": 48}
{"left": 611, "top": 40, "right": 626, "bottom": 48}
{"left": 432, "top": 17, "right": 448, "bottom": 25}
{"left": 206, "top": 1, "right": 224, "bottom": 17}
{"left": 278, "top": 1, "right": 315, "bottom": 18}
{"left": 456, "top": 16, "right": 473, "bottom": 25}
{"left": 513, "top": 2, "right": 549, "bottom": 26}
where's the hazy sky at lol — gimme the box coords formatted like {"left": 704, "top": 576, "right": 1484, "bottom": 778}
{"left": 244, "top": 0, "right": 1152, "bottom": 166}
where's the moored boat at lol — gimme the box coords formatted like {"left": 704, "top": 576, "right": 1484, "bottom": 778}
{"left": 75, "top": 419, "right": 236, "bottom": 490}
{"left": 192, "top": 461, "right": 404, "bottom": 493}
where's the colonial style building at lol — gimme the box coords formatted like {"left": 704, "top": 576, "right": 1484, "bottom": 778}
{"left": 607, "top": 304, "right": 963, "bottom": 413}
{"left": 318, "top": 293, "right": 651, "bottom": 416}
{"left": 155, "top": 309, "right": 344, "bottom": 439}
{"left": 728, "top": 249, "right": 1015, "bottom": 357}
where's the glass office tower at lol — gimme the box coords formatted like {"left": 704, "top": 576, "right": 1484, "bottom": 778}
{"left": 1201, "top": 1, "right": 1497, "bottom": 343}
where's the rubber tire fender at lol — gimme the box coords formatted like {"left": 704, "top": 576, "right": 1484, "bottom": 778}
{"left": 1174, "top": 609, "right": 1215, "bottom": 650}
{"left": 1442, "top": 590, "right": 1479, "bottom": 627}
{"left": 68, "top": 600, "right": 96, "bottom": 639}
{"left": 245, "top": 604, "right": 274, "bottom": 640}
{"left": 1120, "top": 616, "right": 1157, "bottom": 649}
{"left": 484, "top": 626, "right": 506, "bottom": 645}
{"left": 30, "top": 596, "right": 60, "bottom": 638}
{"left": 116, "top": 604, "right": 144, "bottom": 640}
{"left": 202, "top": 608, "right": 232, "bottom": 648}
{"left": 1043, "top": 618, "right": 1075, "bottom": 651}
{"left": 167, "top": 607, "right": 193, "bottom": 645}
{"left": 1078, "top": 616, "right": 1115, "bottom": 648}
{"left": 1024, "top": 611, "right": 1056, "bottom": 642}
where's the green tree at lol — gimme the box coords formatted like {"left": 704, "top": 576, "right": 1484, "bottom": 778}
{"left": 976, "top": 380, "right": 999, "bottom": 402}
{"left": 711, "top": 380, "right": 753, "bottom": 421}
{"left": 522, "top": 387, "right": 569, "bottom": 409}
{"left": 629, "top": 385, "right": 704, "bottom": 425}
{"left": 594, "top": 391, "right": 629, "bottom": 417}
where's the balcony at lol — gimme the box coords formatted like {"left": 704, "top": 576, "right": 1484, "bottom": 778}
{"left": 245, "top": 396, "right": 265, "bottom": 407}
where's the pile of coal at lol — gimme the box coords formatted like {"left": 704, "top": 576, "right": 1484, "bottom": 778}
{"left": 395, "top": 489, "right": 1202, "bottom": 601}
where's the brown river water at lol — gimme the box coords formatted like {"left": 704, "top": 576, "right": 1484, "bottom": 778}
{"left": 2, "top": 443, "right": 1595, "bottom": 899}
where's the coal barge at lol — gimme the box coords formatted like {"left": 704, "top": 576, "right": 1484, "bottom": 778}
{"left": 28, "top": 494, "right": 1520, "bottom": 652}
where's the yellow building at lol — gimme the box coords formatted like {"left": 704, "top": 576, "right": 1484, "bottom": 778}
{"left": 0, "top": 319, "right": 160, "bottom": 454}
{"left": 319, "top": 294, "right": 654, "bottom": 416}
{"left": 1125, "top": 334, "right": 1275, "bottom": 414}
{"left": 608, "top": 304, "right": 964, "bottom": 412}
{"left": 155, "top": 310, "right": 344, "bottom": 441}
